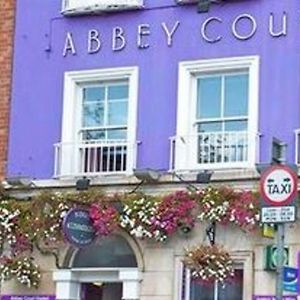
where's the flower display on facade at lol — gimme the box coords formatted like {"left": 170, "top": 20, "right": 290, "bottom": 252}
{"left": 183, "top": 244, "right": 234, "bottom": 284}
{"left": 197, "top": 186, "right": 234, "bottom": 223}
{"left": 151, "top": 191, "right": 197, "bottom": 239}
{"left": 229, "top": 191, "right": 260, "bottom": 231}
{"left": 196, "top": 186, "right": 260, "bottom": 231}
{"left": 0, "top": 186, "right": 260, "bottom": 289}
{"left": 0, "top": 256, "right": 41, "bottom": 288}
{"left": 0, "top": 204, "right": 20, "bottom": 248}
{"left": 120, "top": 194, "right": 161, "bottom": 240}
{"left": 89, "top": 203, "right": 119, "bottom": 236}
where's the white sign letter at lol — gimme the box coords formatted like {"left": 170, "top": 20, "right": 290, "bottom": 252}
{"left": 137, "top": 24, "right": 150, "bottom": 49}
{"left": 161, "top": 21, "right": 180, "bottom": 47}
{"left": 232, "top": 14, "right": 257, "bottom": 40}
{"left": 88, "top": 29, "right": 101, "bottom": 54}
{"left": 112, "top": 27, "right": 126, "bottom": 51}
{"left": 269, "top": 12, "right": 287, "bottom": 37}
{"left": 63, "top": 32, "right": 76, "bottom": 57}
{"left": 201, "top": 17, "right": 222, "bottom": 43}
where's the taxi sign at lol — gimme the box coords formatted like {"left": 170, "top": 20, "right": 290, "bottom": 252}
{"left": 260, "top": 165, "right": 298, "bottom": 206}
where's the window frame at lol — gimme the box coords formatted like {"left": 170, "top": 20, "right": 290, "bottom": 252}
{"left": 59, "top": 66, "right": 138, "bottom": 177}
{"left": 175, "top": 251, "right": 254, "bottom": 300}
{"left": 175, "top": 56, "right": 259, "bottom": 171}
{"left": 62, "top": 0, "right": 144, "bottom": 15}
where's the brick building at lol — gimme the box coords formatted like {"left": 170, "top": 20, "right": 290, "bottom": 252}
{"left": 0, "top": 0, "right": 15, "bottom": 178}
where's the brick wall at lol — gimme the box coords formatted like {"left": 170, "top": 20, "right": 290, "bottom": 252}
{"left": 0, "top": 0, "right": 15, "bottom": 179}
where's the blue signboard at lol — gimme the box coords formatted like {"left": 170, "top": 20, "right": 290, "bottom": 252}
{"left": 253, "top": 296, "right": 297, "bottom": 300}
{"left": 283, "top": 267, "right": 298, "bottom": 293}
{"left": 63, "top": 208, "right": 95, "bottom": 247}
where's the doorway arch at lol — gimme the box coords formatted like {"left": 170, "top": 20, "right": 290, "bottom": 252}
{"left": 53, "top": 234, "right": 142, "bottom": 300}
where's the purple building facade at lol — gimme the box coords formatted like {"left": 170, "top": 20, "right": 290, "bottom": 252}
{"left": 5, "top": 1, "right": 300, "bottom": 300}
{"left": 8, "top": 0, "right": 300, "bottom": 180}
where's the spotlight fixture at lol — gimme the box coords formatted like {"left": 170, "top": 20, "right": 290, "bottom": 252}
{"left": 5, "top": 176, "right": 34, "bottom": 188}
{"left": 76, "top": 177, "right": 90, "bottom": 191}
{"left": 133, "top": 168, "right": 161, "bottom": 183}
{"left": 196, "top": 170, "right": 213, "bottom": 183}
{"left": 197, "top": 0, "right": 211, "bottom": 13}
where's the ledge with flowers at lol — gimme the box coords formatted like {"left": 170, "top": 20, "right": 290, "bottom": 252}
{"left": 0, "top": 186, "right": 260, "bottom": 288}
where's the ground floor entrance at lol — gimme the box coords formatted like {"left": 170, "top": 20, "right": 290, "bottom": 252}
{"left": 82, "top": 282, "right": 123, "bottom": 300}
{"left": 53, "top": 235, "right": 141, "bottom": 300}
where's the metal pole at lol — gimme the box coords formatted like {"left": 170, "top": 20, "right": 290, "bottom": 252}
{"left": 275, "top": 223, "right": 285, "bottom": 300}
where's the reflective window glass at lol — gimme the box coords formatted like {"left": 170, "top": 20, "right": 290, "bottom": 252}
{"left": 225, "top": 120, "right": 248, "bottom": 131}
{"left": 189, "top": 269, "right": 243, "bottom": 300}
{"left": 108, "top": 84, "right": 129, "bottom": 100}
{"left": 73, "top": 235, "right": 137, "bottom": 268}
{"left": 224, "top": 74, "right": 248, "bottom": 117}
{"left": 83, "top": 87, "right": 105, "bottom": 102}
{"left": 197, "top": 76, "right": 222, "bottom": 119}
{"left": 82, "top": 103, "right": 104, "bottom": 127}
{"left": 108, "top": 101, "right": 128, "bottom": 126}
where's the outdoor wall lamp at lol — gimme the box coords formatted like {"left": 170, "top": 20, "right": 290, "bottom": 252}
{"left": 133, "top": 168, "right": 161, "bottom": 183}
{"left": 76, "top": 177, "right": 90, "bottom": 191}
{"left": 197, "top": 0, "right": 211, "bottom": 13}
{"left": 196, "top": 170, "right": 213, "bottom": 183}
{"left": 4, "top": 176, "right": 34, "bottom": 188}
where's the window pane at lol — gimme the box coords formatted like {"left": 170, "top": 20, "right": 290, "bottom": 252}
{"left": 107, "top": 129, "right": 127, "bottom": 140}
{"left": 108, "top": 101, "right": 128, "bottom": 126}
{"left": 108, "top": 84, "right": 129, "bottom": 100}
{"left": 82, "top": 103, "right": 104, "bottom": 127}
{"left": 189, "top": 270, "right": 243, "bottom": 300}
{"left": 197, "top": 76, "right": 221, "bottom": 119}
{"left": 73, "top": 235, "right": 137, "bottom": 268}
{"left": 190, "top": 280, "right": 214, "bottom": 300}
{"left": 83, "top": 87, "right": 105, "bottom": 102}
{"left": 82, "top": 130, "right": 105, "bottom": 141}
{"left": 198, "top": 122, "right": 222, "bottom": 133}
{"left": 225, "top": 120, "right": 247, "bottom": 131}
{"left": 224, "top": 74, "right": 248, "bottom": 117}
{"left": 218, "top": 270, "right": 243, "bottom": 300}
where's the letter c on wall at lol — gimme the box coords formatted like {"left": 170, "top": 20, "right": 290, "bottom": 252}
{"left": 201, "top": 17, "right": 222, "bottom": 43}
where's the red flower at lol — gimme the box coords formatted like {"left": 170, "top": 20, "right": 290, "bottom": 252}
{"left": 89, "top": 203, "right": 119, "bottom": 236}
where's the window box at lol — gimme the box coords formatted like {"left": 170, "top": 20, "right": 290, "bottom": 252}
{"left": 62, "top": 0, "right": 144, "bottom": 15}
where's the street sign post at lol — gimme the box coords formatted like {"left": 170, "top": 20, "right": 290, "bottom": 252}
{"left": 259, "top": 163, "right": 298, "bottom": 300}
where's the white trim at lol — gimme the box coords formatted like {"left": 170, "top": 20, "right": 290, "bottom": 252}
{"left": 175, "top": 56, "right": 260, "bottom": 171}
{"left": 53, "top": 268, "right": 141, "bottom": 300}
{"left": 59, "top": 66, "right": 139, "bottom": 177}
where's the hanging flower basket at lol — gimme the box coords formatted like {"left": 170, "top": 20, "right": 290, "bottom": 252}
{"left": 183, "top": 244, "right": 234, "bottom": 285}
